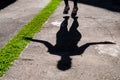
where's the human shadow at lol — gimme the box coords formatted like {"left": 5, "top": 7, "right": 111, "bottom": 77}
{"left": 0, "top": 0, "right": 17, "bottom": 10}
{"left": 77, "top": 0, "right": 120, "bottom": 12}
{"left": 24, "top": 16, "right": 115, "bottom": 71}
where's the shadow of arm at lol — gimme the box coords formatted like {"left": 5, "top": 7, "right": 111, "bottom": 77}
{"left": 24, "top": 37, "right": 54, "bottom": 52}
{"left": 77, "top": 41, "right": 115, "bottom": 55}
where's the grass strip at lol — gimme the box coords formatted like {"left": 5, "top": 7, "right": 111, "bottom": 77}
{"left": 0, "top": 0, "right": 61, "bottom": 76}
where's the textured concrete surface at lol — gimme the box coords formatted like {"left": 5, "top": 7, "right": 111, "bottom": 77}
{"left": 0, "top": 1, "right": 120, "bottom": 80}
{"left": 0, "top": 0, "right": 50, "bottom": 48}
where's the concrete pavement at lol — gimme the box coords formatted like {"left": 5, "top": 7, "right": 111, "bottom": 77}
{"left": 0, "top": 0, "right": 50, "bottom": 48}
{"left": 0, "top": 1, "right": 120, "bottom": 80}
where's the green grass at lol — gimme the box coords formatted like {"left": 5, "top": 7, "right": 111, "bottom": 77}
{"left": 0, "top": 0, "right": 61, "bottom": 76}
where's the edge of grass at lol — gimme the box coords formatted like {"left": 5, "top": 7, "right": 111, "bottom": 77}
{"left": 0, "top": 0, "right": 61, "bottom": 77}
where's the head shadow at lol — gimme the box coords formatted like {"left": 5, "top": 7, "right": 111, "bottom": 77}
{"left": 24, "top": 16, "right": 115, "bottom": 71}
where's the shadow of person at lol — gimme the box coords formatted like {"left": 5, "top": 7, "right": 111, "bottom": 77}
{"left": 54, "top": 16, "right": 81, "bottom": 70}
{"left": 24, "top": 16, "right": 115, "bottom": 71}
